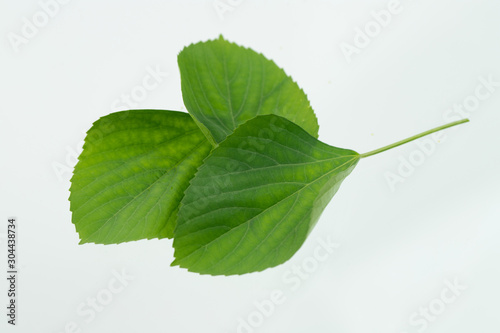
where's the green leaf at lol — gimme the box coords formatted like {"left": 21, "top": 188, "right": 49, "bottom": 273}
{"left": 172, "top": 115, "right": 359, "bottom": 275}
{"left": 178, "top": 35, "right": 319, "bottom": 145}
{"left": 69, "top": 110, "right": 212, "bottom": 244}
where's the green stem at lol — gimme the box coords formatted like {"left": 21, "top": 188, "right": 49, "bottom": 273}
{"left": 359, "top": 118, "right": 469, "bottom": 158}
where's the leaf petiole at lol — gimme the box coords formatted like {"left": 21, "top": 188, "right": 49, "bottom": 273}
{"left": 359, "top": 118, "right": 470, "bottom": 158}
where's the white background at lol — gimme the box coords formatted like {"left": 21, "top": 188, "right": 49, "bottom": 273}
{"left": 2, "top": 1, "right": 500, "bottom": 332}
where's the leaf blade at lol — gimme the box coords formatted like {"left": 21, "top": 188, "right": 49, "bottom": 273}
{"left": 173, "top": 115, "right": 359, "bottom": 275}
{"left": 178, "top": 36, "right": 319, "bottom": 144}
{"left": 69, "top": 110, "right": 212, "bottom": 244}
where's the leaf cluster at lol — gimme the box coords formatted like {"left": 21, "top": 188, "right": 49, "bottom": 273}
{"left": 70, "top": 36, "right": 468, "bottom": 275}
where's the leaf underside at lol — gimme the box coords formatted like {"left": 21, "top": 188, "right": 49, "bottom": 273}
{"left": 70, "top": 110, "right": 212, "bottom": 244}
{"left": 178, "top": 35, "right": 319, "bottom": 145}
{"left": 173, "top": 115, "right": 359, "bottom": 275}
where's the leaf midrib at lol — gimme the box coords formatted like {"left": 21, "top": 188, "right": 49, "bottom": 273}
{"left": 175, "top": 155, "right": 359, "bottom": 264}
{"left": 79, "top": 139, "right": 209, "bottom": 243}
{"left": 72, "top": 128, "right": 201, "bottom": 198}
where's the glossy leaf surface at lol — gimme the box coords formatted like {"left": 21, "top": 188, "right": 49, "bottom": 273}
{"left": 178, "top": 36, "right": 319, "bottom": 145}
{"left": 173, "top": 115, "right": 359, "bottom": 275}
{"left": 70, "top": 110, "right": 212, "bottom": 244}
